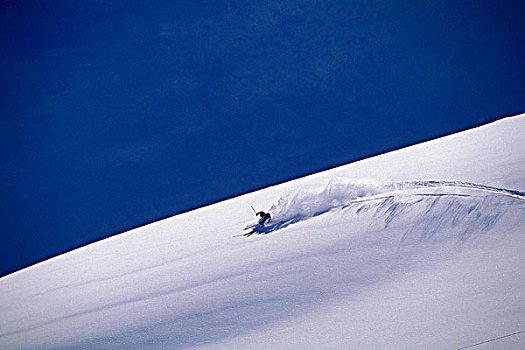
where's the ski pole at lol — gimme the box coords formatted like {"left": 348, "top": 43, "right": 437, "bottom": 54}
{"left": 251, "top": 206, "right": 256, "bottom": 214}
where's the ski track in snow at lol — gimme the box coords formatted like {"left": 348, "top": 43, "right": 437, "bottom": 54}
{"left": 247, "top": 179, "right": 525, "bottom": 238}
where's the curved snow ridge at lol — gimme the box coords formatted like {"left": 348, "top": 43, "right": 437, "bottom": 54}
{"left": 253, "top": 178, "right": 525, "bottom": 234}
{"left": 393, "top": 180, "right": 525, "bottom": 199}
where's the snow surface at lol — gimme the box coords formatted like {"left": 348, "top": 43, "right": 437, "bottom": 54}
{"left": 1, "top": 114, "right": 525, "bottom": 350}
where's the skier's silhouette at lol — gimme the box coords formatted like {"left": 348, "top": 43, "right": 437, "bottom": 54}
{"left": 256, "top": 211, "right": 271, "bottom": 225}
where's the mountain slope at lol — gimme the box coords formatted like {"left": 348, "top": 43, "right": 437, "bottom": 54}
{"left": 1, "top": 114, "right": 524, "bottom": 349}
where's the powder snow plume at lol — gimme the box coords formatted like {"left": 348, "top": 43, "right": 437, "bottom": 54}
{"left": 258, "top": 177, "right": 525, "bottom": 236}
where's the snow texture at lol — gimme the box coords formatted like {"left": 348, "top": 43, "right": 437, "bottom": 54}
{"left": 245, "top": 178, "right": 525, "bottom": 235}
{"left": 0, "top": 114, "right": 524, "bottom": 349}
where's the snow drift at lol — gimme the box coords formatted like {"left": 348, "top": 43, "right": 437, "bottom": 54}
{"left": 1, "top": 114, "right": 524, "bottom": 349}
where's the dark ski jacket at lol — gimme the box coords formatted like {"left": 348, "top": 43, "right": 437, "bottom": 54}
{"left": 256, "top": 211, "right": 271, "bottom": 225}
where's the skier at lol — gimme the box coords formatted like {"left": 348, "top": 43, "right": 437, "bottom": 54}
{"left": 256, "top": 210, "right": 271, "bottom": 225}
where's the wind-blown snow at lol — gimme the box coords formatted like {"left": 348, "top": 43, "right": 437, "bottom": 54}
{"left": 251, "top": 178, "right": 525, "bottom": 235}
{"left": 1, "top": 114, "right": 524, "bottom": 349}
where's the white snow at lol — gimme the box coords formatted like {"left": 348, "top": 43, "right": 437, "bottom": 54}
{"left": 1, "top": 114, "right": 524, "bottom": 349}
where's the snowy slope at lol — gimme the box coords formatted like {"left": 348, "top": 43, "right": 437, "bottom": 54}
{"left": 1, "top": 114, "right": 524, "bottom": 350}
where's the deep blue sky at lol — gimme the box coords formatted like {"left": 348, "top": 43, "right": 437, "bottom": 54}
{"left": 1, "top": 1, "right": 524, "bottom": 277}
